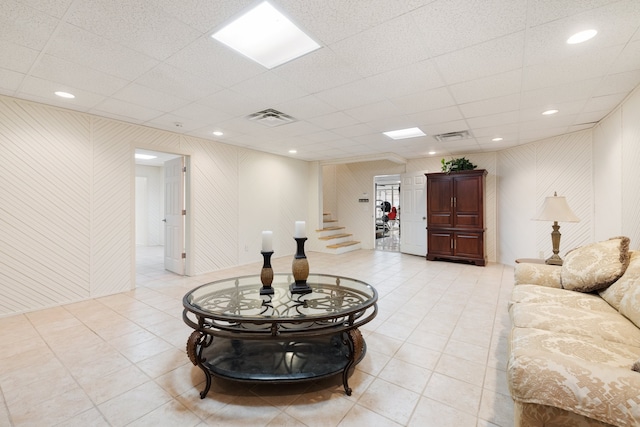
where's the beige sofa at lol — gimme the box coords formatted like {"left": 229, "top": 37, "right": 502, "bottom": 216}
{"left": 508, "top": 237, "right": 640, "bottom": 427}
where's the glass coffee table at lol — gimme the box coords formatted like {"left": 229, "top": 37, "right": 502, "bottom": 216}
{"left": 182, "top": 273, "right": 378, "bottom": 398}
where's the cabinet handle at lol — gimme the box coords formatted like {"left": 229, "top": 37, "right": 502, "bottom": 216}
{"left": 450, "top": 197, "right": 453, "bottom": 207}
{"left": 454, "top": 197, "right": 456, "bottom": 208}
{"left": 450, "top": 239, "right": 453, "bottom": 249}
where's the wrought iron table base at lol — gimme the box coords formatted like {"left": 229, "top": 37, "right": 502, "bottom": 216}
{"left": 187, "top": 329, "right": 366, "bottom": 398}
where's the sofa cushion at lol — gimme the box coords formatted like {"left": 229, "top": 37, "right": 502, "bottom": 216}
{"left": 509, "top": 302, "right": 640, "bottom": 347}
{"left": 508, "top": 327, "right": 640, "bottom": 426}
{"left": 514, "top": 263, "right": 562, "bottom": 288}
{"left": 600, "top": 250, "right": 640, "bottom": 311}
{"left": 561, "top": 237, "right": 630, "bottom": 292}
{"left": 511, "top": 284, "right": 615, "bottom": 313}
{"left": 619, "top": 278, "right": 640, "bottom": 329}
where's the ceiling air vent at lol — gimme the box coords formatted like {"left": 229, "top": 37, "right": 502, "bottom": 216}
{"left": 433, "top": 130, "right": 471, "bottom": 142}
{"left": 246, "top": 108, "right": 296, "bottom": 127}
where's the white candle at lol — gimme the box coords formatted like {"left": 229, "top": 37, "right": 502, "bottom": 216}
{"left": 294, "top": 221, "right": 306, "bottom": 238}
{"left": 262, "top": 231, "right": 273, "bottom": 252}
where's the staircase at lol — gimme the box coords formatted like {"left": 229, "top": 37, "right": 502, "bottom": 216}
{"left": 317, "top": 213, "right": 361, "bottom": 254}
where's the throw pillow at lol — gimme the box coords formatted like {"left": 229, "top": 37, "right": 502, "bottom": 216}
{"left": 561, "top": 236, "right": 631, "bottom": 292}
{"left": 600, "top": 251, "right": 640, "bottom": 310}
{"left": 620, "top": 279, "right": 640, "bottom": 329}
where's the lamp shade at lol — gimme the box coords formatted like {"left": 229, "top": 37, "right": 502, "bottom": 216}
{"left": 533, "top": 192, "right": 580, "bottom": 222}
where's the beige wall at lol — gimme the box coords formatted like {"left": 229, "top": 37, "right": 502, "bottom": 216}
{"left": 0, "top": 95, "right": 312, "bottom": 317}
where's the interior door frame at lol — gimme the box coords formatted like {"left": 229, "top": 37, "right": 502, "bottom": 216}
{"left": 131, "top": 144, "right": 193, "bottom": 286}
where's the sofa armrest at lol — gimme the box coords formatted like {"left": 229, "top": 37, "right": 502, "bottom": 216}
{"left": 514, "top": 263, "right": 562, "bottom": 288}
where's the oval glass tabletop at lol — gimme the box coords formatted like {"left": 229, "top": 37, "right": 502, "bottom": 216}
{"left": 183, "top": 273, "right": 377, "bottom": 323}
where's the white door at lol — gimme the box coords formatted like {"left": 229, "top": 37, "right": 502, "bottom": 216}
{"left": 164, "top": 157, "right": 185, "bottom": 274}
{"left": 400, "top": 171, "right": 427, "bottom": 256}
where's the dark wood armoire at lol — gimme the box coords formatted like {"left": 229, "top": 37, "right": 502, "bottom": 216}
{"left": 426, "top": 169, "right": 487, "bottom": 266}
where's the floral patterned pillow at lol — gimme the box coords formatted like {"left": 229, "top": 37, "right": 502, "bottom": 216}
{"left": 620, "top": 280, "right": 640, "bottom": 329}
{"left": 561, "top": 236, "right": 631, "bottom": 292}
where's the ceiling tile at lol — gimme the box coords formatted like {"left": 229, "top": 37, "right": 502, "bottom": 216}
{"left": 170, "top": 103, "right": 233, "bottom": 123}
{"left": 609, "top": 39, "right": 640, "bottom": 74}
{"left": 0, "top": 69, "right": 25, "bottom": 93}
{"left": 467, "top": 111, "right": 519, "bottom": 129}
{"left": 1, "top": 0, "right": 59, "bottom": 49}
{"left": 522, "top": 45, "right": 622, "bottom": 90}
{"left": 134, "top": 64, "right": 223, "bottom": 101}
{"left": 145, "top": 114, "right": 209, "bottom": 133}
{"left": 365, "top": 60, "right": 445, "bottom": 99}
{"left": 582, "top": 93, "right": 627, "bottom": 113}
{"left": 449, "top": 69, "right": 522, "bottom": 104}
{"left": 67, "top": 0, "right": 202, "bottom": 60}
{"left": 0, "top": 40, "right": 39, "bottom": 73}
{"left": 434, "top": 32, "right": 525, "bottom": 85}
{"left": 273, "top": 95, "right": 335, "bottom": 120}
{"left": 315, "top": 79, "right": 384, "bottom": 111}
{"left": 155, "top": 0, "right": 251, "bottom": 33}
{"left": 30, "top": 54, "right": 129, "bottom": 96}
{"left": 47, "top": 24, "right": 159, "bottom": 81}
{"left": 274, "top": 48, "right": 360, "bottom": 94}
{"left": 407, "top": 106, "right": 464, "bottom": 127}
{"left": 111, "top": 83, "right": 190, "bottom": 112}
{"left": 230, "top": 72, "right": 309, "bottom": 106}
{"left": 332, "top": 123, "right": 376, "bottom": 138}
{"left": 391, "top": 87, "right": 456, "bottom": 115}
{"left": 165, "top": 36, "right": 264, "bottom": 87}
{"left": 90, "top": 97, "right": 163, "bottom": 123}
{"left": 412, "top": 0, "right": 527, "bottom": 57}
{"left": 197, "top": 89, "right": 267, "bottom": 118}
{"left": 307, "top": 111, "right": 360, "bottom": 130}
{"left": 524, "top": 1, "right": 640, "bottom": 66}
{"left": 458, "top": 93, "right": 521, "bottom": 119}
{"left": 525, "top": 0, "right": 619, "bottom": 27}
{"left": 594, "top": 70, "right": 640, "bottom": 97}
{"left": 280, "top": 0, "right": 408, "bottom": 45}
{"left": 521, "top": 78, "right": 599, "bottom": 109}
{"left": 18, "top": 75, "right": 106, "bottom": 109}
{"left": 331, "top": 14, "right": 430, "bottom": 77}
{"left": 345, "top": 100, "right": 402, "bottom": 123}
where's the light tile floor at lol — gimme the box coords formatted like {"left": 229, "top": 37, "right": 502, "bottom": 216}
{"left": 0, "top": 248, "right": 515, "bottom": 427}
{"left": 375, "top": 226, "right": 400, "bottom": 252}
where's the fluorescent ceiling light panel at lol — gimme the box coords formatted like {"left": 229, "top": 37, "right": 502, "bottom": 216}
{"left": 54, "top": 91, "right": 75, "bottom": 98}
{"left": 211, "top": 1, "right": 320, "bottom": 69}
{"left": 383, "top": 127, "right": 426, "bottom": 140}
{"left": 135, "top": 154, "right": 157, "bottom": 160}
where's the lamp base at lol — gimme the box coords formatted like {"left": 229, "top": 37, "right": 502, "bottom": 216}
{"left": 545, "top": 254, "right": 563, "bottom": 266}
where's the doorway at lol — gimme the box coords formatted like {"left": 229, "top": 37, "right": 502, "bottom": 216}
{"left": 374, "top": 175, "right": 400, "bottom": 252}
{"left": 134, "top": 148, "right": 187, "bottom": 284}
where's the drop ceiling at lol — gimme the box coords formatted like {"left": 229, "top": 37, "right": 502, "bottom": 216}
{"left": 2, "top": 0, "right": 639, "bottom": 162}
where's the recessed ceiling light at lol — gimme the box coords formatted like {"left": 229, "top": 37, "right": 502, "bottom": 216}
{"left": 567, "top": 29, "right": 597, "bottom": 44}
{"left": 289, "top": 149, "right": 297, "bottom": 154}
{"left": 492, "top": 137, "right": 503, "bottom": 142}
{"left": 428, "top": 151, "right": 436, "bottom": 155}
{"left": 213, "top": 131, "right": 224, "bottom": 136}
{"left": 542, "top": 109, "right": 559, "bottom": 115}
{"left": 211, "top": 1, "right": 320, "bottom": 69}
{"left": 135, "top": 154, "right": 157, "bottom": 160}
{"left": 54, "top": 91, "right": 75, "bottom": 99}
{"left": 383, "top": 127, "right": 426, "bottom": 140}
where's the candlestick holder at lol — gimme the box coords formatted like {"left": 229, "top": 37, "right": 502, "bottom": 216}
{"left": 260, "top": 251, "right": 274, "bottom": 295}
{"left": 290, "top": 237, "right": 312, "bottom": 295}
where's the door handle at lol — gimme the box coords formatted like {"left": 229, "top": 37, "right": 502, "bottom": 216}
{"left": 162, "top": 219, "right": 167, "bottom": 222}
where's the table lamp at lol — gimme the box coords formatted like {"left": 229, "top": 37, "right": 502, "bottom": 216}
{"left": 533, "top": 192, "right": 580, "bottom": 265}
